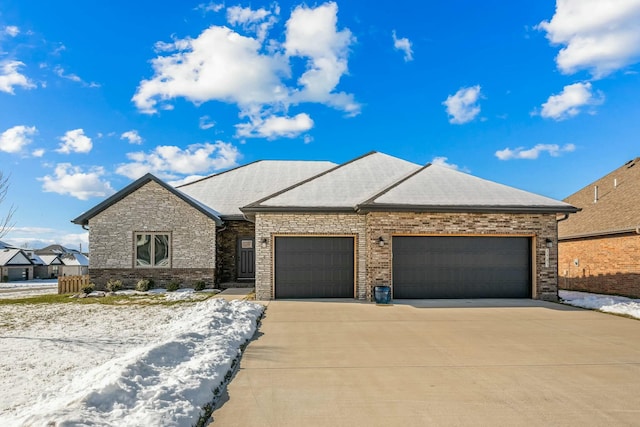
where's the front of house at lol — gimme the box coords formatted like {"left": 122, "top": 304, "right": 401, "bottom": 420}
{"left": 73, "top": 152, "right": 577, "bottom": 301}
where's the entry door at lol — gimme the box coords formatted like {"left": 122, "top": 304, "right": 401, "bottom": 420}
{"left": 237, "top": 237, "right": 255, "bottom": 279}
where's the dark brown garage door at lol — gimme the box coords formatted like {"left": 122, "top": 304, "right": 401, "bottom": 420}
{"left": 393, "top": 236, "right": 531, "bottom": 299}
{"left": 275, "top": 237, "right": 354, "bottom": 298}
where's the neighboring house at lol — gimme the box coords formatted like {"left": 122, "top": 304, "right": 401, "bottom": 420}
{"left": 0, "top": 248, "right": 34, "bottom": 281}
{"left": 35, "top": 245, "right": 89, "bottom": 277}
{"left": 59, "top": 252, "right": 89, "bottom": 276}
{"left": 73, "top": 152, "right": 577, "bottom": 301}
{"left": 35, "top": 254, "right": 63, "bottom": 278}
{"left": 558, "top": 157, "right": 640, "bottom": 298}
{"left": 0, "top": 240, "right": 17, "bottom": 250}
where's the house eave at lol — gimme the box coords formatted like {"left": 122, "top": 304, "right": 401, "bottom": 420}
{"left": 559, "top": 227, "right": 640, "bottom": 241}
{"left": 356, "top": 204, "right": 580, "bottom": 214}
{"left": 240, "top": 206, "right": 356, "bottom": 214}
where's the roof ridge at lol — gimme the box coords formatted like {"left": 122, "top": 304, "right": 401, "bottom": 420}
{"left": 176, "top": 160, "right": 264, "bottom": 188}
{"left": 242, "top": 151, "right": 380, "bottom": 209}
{"left": 357, "top": 163, "right": 430, "bottom": 208}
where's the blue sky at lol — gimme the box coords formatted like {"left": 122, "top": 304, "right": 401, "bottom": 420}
{"left": 1, "top": 0, "right": 639, "bottom": 250}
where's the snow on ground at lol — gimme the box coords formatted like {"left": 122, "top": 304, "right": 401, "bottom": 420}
{"left": 0, "top": 297, "right": 263, "bottom": 426}
{"left": 0, "top": 279, "right": 58, "bottom": 299}
{"left": 0, "top": 278, "right": 58, "bottom": 289}
{"left": 560, "top": 290, "right": 640, "bottom": 319}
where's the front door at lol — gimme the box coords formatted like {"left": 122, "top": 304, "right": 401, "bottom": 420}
{"left": 237, "top": 237, "right": 255, "bottom": 279}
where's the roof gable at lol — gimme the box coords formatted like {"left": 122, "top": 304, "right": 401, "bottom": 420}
{"left": 243, "top": 152, "right": 420, "bottom": 211}
{"left": 178, "top": 160, "right": 337, "bottom": 218}
{"left": 559, "top": 157, "right": 640, "bottom": 238}
{"left": 72, "top": 174, "right": 222, "bottom": 226}
{"left": 0, "top": 249, "right": 32, "bottom": 266}
{"left": 360, "top": 163, "right": 578, "bottom": 213}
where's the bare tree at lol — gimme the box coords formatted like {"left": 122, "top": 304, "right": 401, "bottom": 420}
{"left": 0, "top": 171, "right": 16, "bottom": 239}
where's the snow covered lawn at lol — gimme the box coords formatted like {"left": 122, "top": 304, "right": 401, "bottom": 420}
{"left": 0, "top": 297, "right": 264, "bottom": 426}
{"left": 560, "top": 290, "right": 640, "bottom": 320}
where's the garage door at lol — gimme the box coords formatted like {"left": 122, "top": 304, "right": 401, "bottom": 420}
{"left": 393, "top": 236, "right": 531, "bottom": 299}
{"left": 275, "top": 237, "right": 354, "bottom": 298}
{"left": 7, "top": 267, "right": 27, "bottom": 281}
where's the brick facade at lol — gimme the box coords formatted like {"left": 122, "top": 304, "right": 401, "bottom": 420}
{"left": 254, "top": 211, "right": 560, "bottom": 301}
{"left": 216, "top": 220, "right": 255, "bottom": 283}
{"left": 367, "top": 212, "right": 559, "bottom": 301}
{"left": 559, "top": 233, "right": 640, "bottom": 298}
{"left": 255, "top": 213, "right": 367, "bottom": 300}
{"left": 88, "top": 181, "right": 217, "bottom": 288}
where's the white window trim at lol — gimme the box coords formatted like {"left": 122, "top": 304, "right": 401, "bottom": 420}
{"left": 134, "top": 232, "right": 172, "bottom": 268}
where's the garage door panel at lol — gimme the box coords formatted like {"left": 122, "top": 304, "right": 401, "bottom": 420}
{"left": 393, "top": 236, "right": 531, "bottom": 299}
{"left": 275, "top": 237, "right": 354, "bottom": 299}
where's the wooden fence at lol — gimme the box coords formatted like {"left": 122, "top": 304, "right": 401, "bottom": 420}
{"left": 58, "top": 275, "right": 90, "bottom": 294}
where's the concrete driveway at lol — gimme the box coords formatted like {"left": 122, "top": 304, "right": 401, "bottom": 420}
{"left": 211, "top": 299, "right": 640, "bottom": 426}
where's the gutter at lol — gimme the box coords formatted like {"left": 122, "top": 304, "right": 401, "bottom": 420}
{"left": 559, "top": 227, "right": 640, "bottom": 241}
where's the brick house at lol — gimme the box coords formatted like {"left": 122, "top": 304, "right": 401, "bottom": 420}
{"left": 558, "top": 157, "right": 640, "bottom": 298}
{"left": 73, "top": 152, "right": 577, "bottom": 301}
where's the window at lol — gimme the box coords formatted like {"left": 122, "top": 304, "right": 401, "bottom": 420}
{"left": 135, "top": 233, "right": 170, "bottom": 267}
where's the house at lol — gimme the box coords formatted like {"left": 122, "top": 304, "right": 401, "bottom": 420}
{"left": 558, "top": 157, "right": 640, "bottom": 298}
{"left": 34, "top": 254, "right": 63, "bottom": 278}
{"left": 35, "top": 245, "right": 89, "bottom": 277}
{"left": 0, "top": 248, "right": 34, "bottom": 281}
{"left": 72, "top": 152, "right": 577, "bottom": 301}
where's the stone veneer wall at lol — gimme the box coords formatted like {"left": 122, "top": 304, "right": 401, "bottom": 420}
{"left": 88, "top": 181, "right": 217, "bottom": 288}
{"left": 216, "top": 220, "right": 255, "bottom": 283}
{"left": 254, "top": 213, "right": 367, "bottom": 300}
{"left": 366, "top": 212, "right": 560, "bottom": 301}
{"left": 559, "top": 233, "right": 640, "bottom": 298}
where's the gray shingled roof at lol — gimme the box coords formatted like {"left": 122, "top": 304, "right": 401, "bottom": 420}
{"left": 559, "top": 157, "right": 640, "bottom": 239}
{"left": 178, "top": 160, "right": 337, "bottom": 218}
{"left": 243, "top": 152, "right": 420, "bottom": 211}
{"left": 360, "top": 163, "right": 578, "bottom": 213}
{"left": 0, "top": 248, "right": 32, "bottom": 266}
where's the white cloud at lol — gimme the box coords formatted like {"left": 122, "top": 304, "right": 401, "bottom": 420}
{"left": 32, "top": 148, "right": 45, "bottom": 157}
{"left": 54, "top": 66, "right": 100, "bottom": 88}
{"left": 56, "top": 129, "right": 93, "bottom": 154}
{"left": 0, "top": 60, "right": 35, "bottom": 94}
{"left": 392, "top": 30, "right": 413, "bottom": 62}
{"left": 495, "top": 143, "right": 576, "bottom": 160}
{"left": 195, "top": 2, "right": 224, "bottom": 13}
{"left": 539, "top": 82, "right": 603, "bottom": 120}
{"left": 4, "top": 26, "right": 19, "bottom": 37}
{"left": 0, "top": 125, "right": 37, "bottom": 153}
{"left": 227, "top": 5, "right": 278, "bottom": 42}
{"left": 236, "top": 113, "right": 313, "bottom": 139}
{"left": 115, "top": 141, "right": 240, "bottom": 180}
{"left": 4, "top": 228, "right": 89, "bottom": 252}
{"left": 167, "top": 175, "right": 207, "bottom": 187}
{"left": 284, "top": 2, "right": 359, "bottom": 115}
{"left": 39, "top": 163, "right": 115, "bottom": 200}
{"left": 431, "top": 157, "right": 461, "bottom": 171}
{"left": 442, "top": 85, "right": 482, "bottom": 124}
{"left": 537, "top": 0, "right": 640, "bottom": 77}
{"left": 120, "top": 130, "right": 143, "bottom": 145}
{"left": 199, "top": 115, "right": 215, "bottom": 130}
{"left": 132, "top": 26, "right": 288, "bottom": 114}
{"left": 133, "top": 2, "right": 359, "bottom": 136}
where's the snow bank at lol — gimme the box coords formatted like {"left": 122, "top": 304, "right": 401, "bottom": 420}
{"left": 560, "top": 290, "right": 640, "bottom": 319}
{"left": 0, "top": 298, "right": 263, "bottom": 426}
